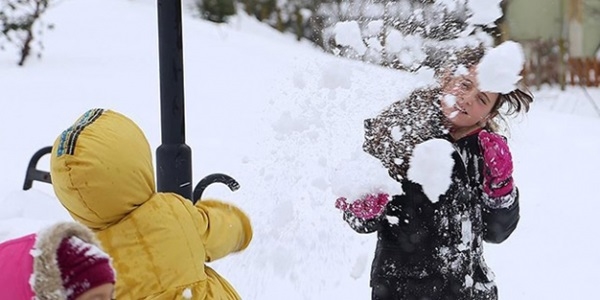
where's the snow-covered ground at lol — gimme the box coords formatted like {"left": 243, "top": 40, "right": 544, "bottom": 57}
{"left": 1, "top": 0, "right": 599, "bottom": 299}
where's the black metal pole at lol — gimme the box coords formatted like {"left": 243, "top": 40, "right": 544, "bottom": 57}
{"left": 156, "top": 0, "right": 192, "bottom": 199}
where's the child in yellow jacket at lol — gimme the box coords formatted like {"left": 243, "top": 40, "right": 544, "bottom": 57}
{"left": 50, "top": 108, "right": 253, "bottom": 300}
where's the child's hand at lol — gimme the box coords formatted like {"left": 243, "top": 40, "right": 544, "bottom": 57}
{"left": 335, "top": 197, "right": 350, "bottom": 211}
{"left": 478, "top": 130, "right": 514, "bottom": 198}
{"left": 335, "top": 193, "right": 390, "bottom": 220}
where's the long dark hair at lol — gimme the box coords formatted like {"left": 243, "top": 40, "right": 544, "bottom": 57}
{"left": 437, "top": 45, "right": 534, "bottom": 132}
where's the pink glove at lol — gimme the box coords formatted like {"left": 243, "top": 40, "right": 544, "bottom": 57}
{"left": 478, "top": 130, "right": 514, "bottom": 197}
{"left": 335, "top": 193, "right": 390, "bottom": 219}
{"left": 335, "top": 197, "right": 350, "bottom": 211}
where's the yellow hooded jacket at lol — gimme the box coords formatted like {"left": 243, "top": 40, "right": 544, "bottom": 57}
{"left": 50, "top": 109, "right": 252, "bottom": 300}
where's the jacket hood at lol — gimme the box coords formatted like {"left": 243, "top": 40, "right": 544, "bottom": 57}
{"left": 32, "top": 222, "right": 109, "bottom": 299}
{"left": 50, "top": 109, "right": 155, "bottom": 229}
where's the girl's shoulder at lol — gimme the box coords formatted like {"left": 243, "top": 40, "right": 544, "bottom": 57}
{"left": 455, "top": 129, "right": 508, "bottom": 146}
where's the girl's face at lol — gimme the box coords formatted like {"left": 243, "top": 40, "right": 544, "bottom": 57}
{"left": 75, "top": 283, "right": 115, "bottom": 300}
{"left": 440, "top": 67, "right": 500, "bottom": 131}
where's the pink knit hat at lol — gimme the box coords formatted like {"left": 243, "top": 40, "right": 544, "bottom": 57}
{"left": 56, "top": 236, "right": 115, "bottom": 300}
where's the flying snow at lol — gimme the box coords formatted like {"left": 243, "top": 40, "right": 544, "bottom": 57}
{"left": 182, "top": 288, "right": 192, "bottom": 299}
{"left": 330, "top": 149, "right": 403, "bottom": 202}
{"left": 333, "top": 21, "right": 367, "bottom": 55}
{"left": 466, "top": 0, "right": 503, "bottom": 27}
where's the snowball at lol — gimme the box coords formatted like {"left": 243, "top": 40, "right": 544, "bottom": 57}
{"left": 465, "top": 274, "right": 474, "bottom": 288}
{"left": 386, "top": 31, "right": 427, "bottom": 69}
{"left": 333, "top": 21, "right": 367, "bottom": 55}
{"left": 364, "top": 20, "right": 384, "bottom": 36}
{"left": 442, "top": 94, "right": 458, "bottom": 119}
{"left": 466, "top": 0, "right": 503, "bottom": 26}
{"left": 434, "top": 0, "right": 462, "bottom": 12}
{"left": 454, "top": 65, "right": 469, "bottom": 76}
{"left": 442, "top": 94, "right": 457, "bottom": 107}
{"left": 386, "top": 215, "right": 400, "bottom": 225}
{"left": 477, "top": 41, "right": 525, "bottom": 94}
{"left": 458, "top": 218, "right": 472, "bottom": 251}
{"left": 182, "top": 288, "right": 192, "bottom": 298}
{"left": 365, "top": 37, "right": 383, "bottom": 51}
{"left": 390, "top": 126, "right": 404, "bottom": 141}
{"left": 407, "top": 139, "right": 455, "bottom": 203}
{"left": 29, "top": 249, "right": 42, "bottom": 257}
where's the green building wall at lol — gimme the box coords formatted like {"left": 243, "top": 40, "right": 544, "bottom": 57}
{"left": 583, "top": 1, "right": 600, "bottom": 56}
{"left": 505, "top": 0, "right": 600, "bottom": 57}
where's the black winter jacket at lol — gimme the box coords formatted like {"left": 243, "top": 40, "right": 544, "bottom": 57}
{"left": 345, "top": 132, "right": 519, "bottom": 300}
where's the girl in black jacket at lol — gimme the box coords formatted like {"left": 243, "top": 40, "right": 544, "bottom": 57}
{"left": 336, "top": 46, "right": 533, "bottom": 300}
